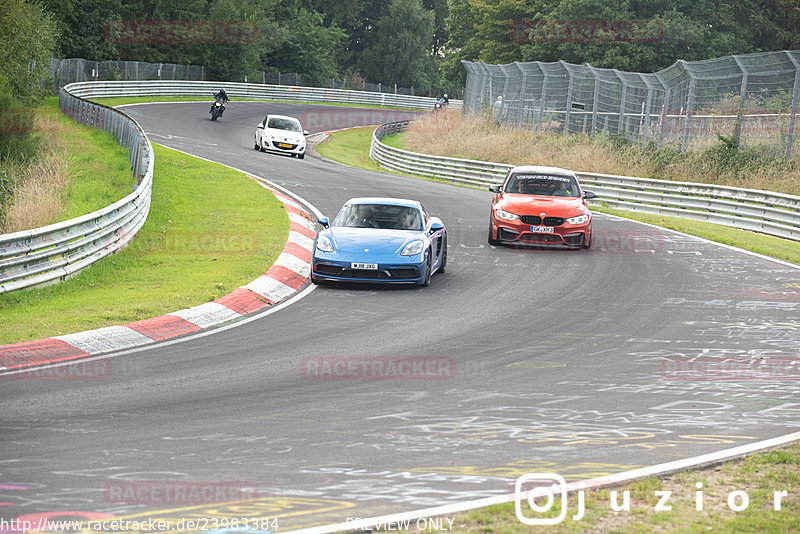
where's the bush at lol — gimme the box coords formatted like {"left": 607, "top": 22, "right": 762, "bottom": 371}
{"left": 0, "top": 79, "right": 39, "bottom": 162}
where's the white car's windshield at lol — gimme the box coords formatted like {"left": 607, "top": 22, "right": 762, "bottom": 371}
{"left": 267, "top": 117, "right": 302, "bottom": 132}
{"left": 332, "top": 204, "right": 423, "bottom": 231}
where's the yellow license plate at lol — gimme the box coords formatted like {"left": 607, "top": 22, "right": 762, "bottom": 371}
{"left": 278, "top": 143, "right": 292, "bottom": 148}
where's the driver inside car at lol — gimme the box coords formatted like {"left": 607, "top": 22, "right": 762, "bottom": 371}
{"left": 345, "top": 205, "right": 380, "bottom": 228}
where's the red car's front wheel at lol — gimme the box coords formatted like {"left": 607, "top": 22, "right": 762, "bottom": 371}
{"left": 488, "top": 223, "right": 501, "bottom": 246}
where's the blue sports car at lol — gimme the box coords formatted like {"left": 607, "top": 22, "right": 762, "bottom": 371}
{"left": 311, "top": 198, "right": 447, "bottom": 286}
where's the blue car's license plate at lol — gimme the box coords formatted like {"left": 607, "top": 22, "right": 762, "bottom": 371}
{"left": 351, "top": 262, "right": 378, "bottom": 270}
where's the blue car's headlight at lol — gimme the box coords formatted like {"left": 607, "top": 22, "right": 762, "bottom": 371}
{"left": 566, "top": 214, "right": 589, "bottom": 224}
{"left": 316, "top": 235, "right": 334, "bottom": 252}
{"left": 400, "top": 240, "right": 424, "bottom": 256}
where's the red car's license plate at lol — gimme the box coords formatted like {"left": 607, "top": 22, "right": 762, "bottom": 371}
{"left": 530, "top": 225, "right": 554, "bottom": 233}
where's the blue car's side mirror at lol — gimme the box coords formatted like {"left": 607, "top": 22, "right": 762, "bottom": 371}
{"left": 318, "top": 216, "right": 330, "bottom": 228}
{"left": 429, "top": 220, "right": 444, "bottom": 234}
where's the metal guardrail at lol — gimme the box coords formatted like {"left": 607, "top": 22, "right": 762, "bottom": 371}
{"left": 370, "top": 121, "right": 800, "bottom": 242}
{"left": 64, "top": 80, "right": 463, "bottom": 111}
{"left": 0, "top": 85, "right": 154, "bottom": 294}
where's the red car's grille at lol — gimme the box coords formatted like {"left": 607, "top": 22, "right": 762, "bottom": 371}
{"left": 519, "top": 215, "right": 565, "bottom": 226}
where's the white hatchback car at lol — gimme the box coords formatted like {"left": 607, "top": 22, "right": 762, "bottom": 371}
{"left": 253, "top": 115, "right": 309, "bottom": 159}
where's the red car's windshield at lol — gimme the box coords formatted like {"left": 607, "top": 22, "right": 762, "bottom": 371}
{"left": 505, "top": 173, "right": 580, "bottom": 197}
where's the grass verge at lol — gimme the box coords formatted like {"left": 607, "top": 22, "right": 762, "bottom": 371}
{"left": 595, "top": 207, "right": 800, "bottom": 265}
{"left": 314, "top": 126, "right": 387, "bottom": 173}
{"left": 397, "top": 442, "right": 799, "bottom": 532}
{"left": 0, "top": 143, "right": 287, "bottom": 344}
{"left": 1, "top": 98, "right": 133, "bottom": 232}
{"left": 402, "top": 111, "right": 800, "bottom": 196}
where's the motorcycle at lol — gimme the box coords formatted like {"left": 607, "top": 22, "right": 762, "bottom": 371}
{"left": 433, "top": 97, "right": 448, "bottom": 112}
{"left": 209, "top": 95, "right": 227, "bottom": 121}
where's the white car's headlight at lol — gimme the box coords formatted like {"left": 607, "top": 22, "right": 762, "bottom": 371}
{"left": 316, "top": 235, "right": 334, "bottom": 252}
{"left": 566, "top": 214, "right": 589, "bottom": 224}
{"left": 495, "top": 209, "right": 519, "bottom": 221}
{"left": 400, "top": 240, "right": 424, "bottom": 256}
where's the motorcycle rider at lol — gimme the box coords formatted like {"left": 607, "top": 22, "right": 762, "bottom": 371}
{"left": 434, "top": 93, "right": 449, "bottom": 112}
{"left": 210, "top": 88, "right": 229, "bottom": 115}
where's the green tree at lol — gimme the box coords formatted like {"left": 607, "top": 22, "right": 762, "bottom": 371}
{"left": 267, "top": 7, "right": 346, "bottom": 86}
{"left": 38, "top": 0, "right": 120, "bottom": 59}
{"left": 360, "top": 0, "right": 436, "bottom": 90}
{"left": 0, "top": 0, "right": 60, "bottom": 103}
{"left": 439, "top": 0, "right": 480, "bottom": 96}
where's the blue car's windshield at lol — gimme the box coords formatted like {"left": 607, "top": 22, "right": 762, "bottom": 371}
{"left": 505, "top": 173, "right": 580, "bottom": 197}
{"left": 332, "top": 204, "right": 423, "bottom": 231}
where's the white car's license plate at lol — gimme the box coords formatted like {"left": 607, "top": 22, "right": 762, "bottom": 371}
{"left": 530, "top": 225, "right": 554, "bottom": 233}
{"left": 351, "top": 262, "right": 378, "bottom": 270}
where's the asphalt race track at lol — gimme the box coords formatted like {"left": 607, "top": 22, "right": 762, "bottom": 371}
{"left": 2, "top": 102, "right": 800, "bottom": 530}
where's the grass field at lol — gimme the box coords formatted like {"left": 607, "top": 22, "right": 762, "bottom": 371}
{"left": 0, "top": 143, "right": 287, "bottom": 344}
{"left": 1, "top": 98, "right": 134, "bottom": 232}
{"left": 401, "top": 111, "right": 800, "bottom": 196}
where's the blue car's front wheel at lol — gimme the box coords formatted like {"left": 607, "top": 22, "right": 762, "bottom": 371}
{"left": 419, "top": 250, "right": 432, "bottom": 287}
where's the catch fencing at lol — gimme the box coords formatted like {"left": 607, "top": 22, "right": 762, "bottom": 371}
{"left": 0, "top": 85, "right": 153, "bottom": 294}
{"left": 370, "top": 121, "right": 800, "bottom": 241}
{"left": 63, "top": 80, "right": 461, "bottom": 111}
{"left": 462, "top": 50, "right": 800, "bottom": 159}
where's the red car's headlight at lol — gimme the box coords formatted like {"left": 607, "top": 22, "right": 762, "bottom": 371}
{"left": 566, "top": 214, "right": 589, "bottom": 224}
{"left": 495, "top": 208, "right": 519, "bottom": 221}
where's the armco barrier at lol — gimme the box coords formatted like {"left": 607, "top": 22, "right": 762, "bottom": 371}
{"left": 63, "top": 80, "right": 463, "bottom": 111}
{"left": 370, "top": 121, "right": 800, "bottom": 242}
{"left": 0, "top": 85, "right": 154, "bottom": 294}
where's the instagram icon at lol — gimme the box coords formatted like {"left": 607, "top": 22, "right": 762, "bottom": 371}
{"left": 514, "top": 473, "right": 572, "bottom": 525}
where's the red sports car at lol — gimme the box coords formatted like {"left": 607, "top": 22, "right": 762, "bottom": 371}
{"left": 488, "top": 165, "right": 597, "bottom": 248}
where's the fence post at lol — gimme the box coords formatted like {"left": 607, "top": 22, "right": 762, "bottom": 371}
{"left": 785, "top": 51, "right": 800, "bottom": 160}
{"left": 615, "top": 70, "right": 627, "bottom": 135}
{"left": 587, "top": 65, "right": 599, "bottom": 135}
{"left": 515, "top": 63, "right": 527, "bottom": 127}
{"left": 561, "top": 61, "right": 573, "bottom": 135}
{"left": 733, "top": 55, "right": 748, "bottom": 148}
{"left": 678, "top": 60, "right": 697, "bottom": 152}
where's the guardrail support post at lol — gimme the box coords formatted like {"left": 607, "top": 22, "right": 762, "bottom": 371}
{"left": 785, "top": 51, "right": 800, "bottom": 160}
{"left": 678, "top": 60, "right": 697, "bottom": 152}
